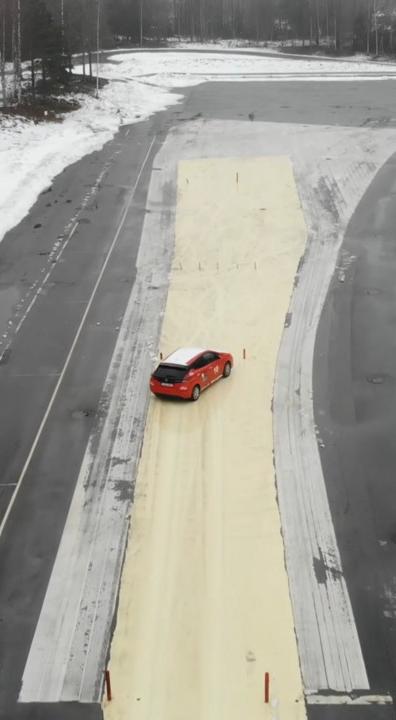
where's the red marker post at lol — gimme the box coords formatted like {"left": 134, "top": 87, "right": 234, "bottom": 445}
{"left": 104, "top": 669, "right": 112, "bottom": 701}
{"left": 264, "top": 672, "right": 270, "bottom": 703}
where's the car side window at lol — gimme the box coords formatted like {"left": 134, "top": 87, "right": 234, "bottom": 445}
{"left": 191, "top": 355, "right": 206, "bottom": 369}
{"left": 191, "top": 352, "right": 219, "bottom": 369}
{"left": 203, "top": 351, "right": 218, "bottom": 364}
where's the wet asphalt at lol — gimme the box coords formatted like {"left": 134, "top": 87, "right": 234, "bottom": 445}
{"left": 1, "top": 74, "right": 396, "bottom": 718}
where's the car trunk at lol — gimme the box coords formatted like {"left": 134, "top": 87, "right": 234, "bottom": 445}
{"left": 153, "top": 364, "right": 188, "bottom": 384}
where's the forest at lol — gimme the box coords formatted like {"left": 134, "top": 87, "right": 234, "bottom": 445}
{"left": 1, "top": 0, "right": 396, "bottom": 104}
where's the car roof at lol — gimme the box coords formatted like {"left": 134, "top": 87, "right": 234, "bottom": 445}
{"left": 163, "top": 347, "right": 206, "bottom": 366}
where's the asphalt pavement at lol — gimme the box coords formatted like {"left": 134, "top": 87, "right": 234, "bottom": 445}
{"left": 0, "top": 109, "right": 173, "bottom": 719}
{"left": 2, "top": 73, "right": 396, "bottom": 719}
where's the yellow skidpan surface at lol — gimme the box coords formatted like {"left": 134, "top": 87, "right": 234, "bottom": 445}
{"left": 104, "top": 157, "right": 307, "bottom": 719}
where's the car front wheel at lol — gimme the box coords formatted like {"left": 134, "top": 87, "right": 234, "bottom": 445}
{"left": 191, "top": 384, "right": 201, "bottom": 401}
{"left": 223, "top": 361, "right": 232, "bottom": 378}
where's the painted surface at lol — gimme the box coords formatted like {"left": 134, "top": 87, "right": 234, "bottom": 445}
{"left": 104, "top": 156, "right": 307, "bottom": 720}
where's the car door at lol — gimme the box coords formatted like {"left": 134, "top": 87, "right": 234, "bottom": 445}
{"left": 196, "top": 351, "right": 218, "bottom": 386}
{"left": 204, "top": 352, "right": 221, "bottom": 384}
{"left": 192, "top": 353, "right": 211, "bottom": 389}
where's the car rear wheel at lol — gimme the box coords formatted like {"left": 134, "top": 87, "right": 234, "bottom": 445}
{"left": 223, "top": 361, "right": 232, "bottom": 378}
{"left": 191, "top": 385, "right": 201, "bottom": 401}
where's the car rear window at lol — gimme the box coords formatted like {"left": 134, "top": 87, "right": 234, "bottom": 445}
{"left": 153, "top": 363, "right": 188, "bottom": 382}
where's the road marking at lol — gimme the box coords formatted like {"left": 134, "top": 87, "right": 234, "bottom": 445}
{"left": 12, "top": 223, "right": 79, "bottom": 337}
{"left": 69, "top": 221, "right": 79, "bottom": 239}
{"left": 1, "top": 152, "right": 115, "bottom": 357}
{"left": 0, "top": 134, "right": 157, "bottom": 541}
{"left": 307, "top": 694, "right": 394, "bottom": 705}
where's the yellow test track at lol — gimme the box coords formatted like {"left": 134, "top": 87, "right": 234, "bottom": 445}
{"left": 104, "top": 157, "right": 307, "bottom": 719}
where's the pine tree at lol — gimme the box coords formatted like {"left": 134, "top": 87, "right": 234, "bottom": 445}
{"left": 23, "top": 0, "right": 67, "bottom": 93}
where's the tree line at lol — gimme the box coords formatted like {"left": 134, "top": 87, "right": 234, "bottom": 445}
{"left": 170, "top": 0, "right": 396, "bottom": 53}
{"left": 1, "top": 0, "right": 396, "bottom": 105}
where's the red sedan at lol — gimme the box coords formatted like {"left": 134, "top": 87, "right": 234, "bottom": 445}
{"left": 150, "top": 347, "right": 233, "bottom": 401}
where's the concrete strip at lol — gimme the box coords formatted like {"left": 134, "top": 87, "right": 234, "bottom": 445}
{"left": 104, "top": 156, "right": 307, "bottom": 720}
{"left": 271, "top": 136, "right": 396, "bottom": 692}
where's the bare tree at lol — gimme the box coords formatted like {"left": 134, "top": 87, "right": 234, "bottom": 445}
{"left": 15, "top": 0, "right": 21, "bottom": 100}
{"left": 374, "top": 0, "right": 378, "bottom": 54}
{"left": 0, "top": 1, "right": 6, "bottom": 105}
{"left": 95, "top": 0, "right": 100, "bottom": 95}
{"left": 10, "top": 0, "right": 22, "bottom": 102}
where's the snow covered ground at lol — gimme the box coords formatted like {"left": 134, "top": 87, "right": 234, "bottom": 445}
{"left": 97, "top": 49, "right": 396, "bottom": 83}
{"left": 1, "top": 47, "right": 396, "bottom": 245}
{"left": 0, "top": 82, "right": 182, "bottom": 245}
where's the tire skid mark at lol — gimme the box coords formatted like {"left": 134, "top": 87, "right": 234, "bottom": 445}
{"left": 273, "top": 132, "right": 396, "bottom": 693}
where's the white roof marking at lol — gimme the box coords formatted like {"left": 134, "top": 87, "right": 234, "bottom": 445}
{"left": 164, "top": 347, "right": 206, "bottom": 366}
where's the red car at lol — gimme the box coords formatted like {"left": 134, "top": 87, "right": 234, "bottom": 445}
{"left": 150, "top": 347, "right": 233, "bottom": 401}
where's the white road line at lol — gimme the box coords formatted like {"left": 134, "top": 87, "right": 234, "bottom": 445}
{"left": 0, "top": 135, "right": 156, "bottom": 541}
{"left": 69, "top": 221, "right": 79, "bottom": 239}
{"left": 307, "top": 694, "right": 394, "bottom": 705}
